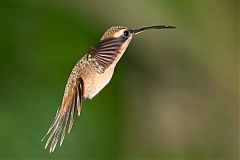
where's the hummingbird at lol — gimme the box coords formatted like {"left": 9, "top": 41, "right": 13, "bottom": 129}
{"left": 42, "top": 25, "right": 176, "bottom": 152}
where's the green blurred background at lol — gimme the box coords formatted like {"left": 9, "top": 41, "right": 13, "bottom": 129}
{"left": 0, "top": 0, "right": 238, "bottom": 159}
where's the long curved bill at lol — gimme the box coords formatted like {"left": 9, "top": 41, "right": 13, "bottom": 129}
{"left": 132, "top": 25, "right": 176, "bottom": 35}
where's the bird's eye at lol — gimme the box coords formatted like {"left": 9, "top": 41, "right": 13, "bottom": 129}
{"left": 123, "top": 30, "right": 129, "bottom": 37}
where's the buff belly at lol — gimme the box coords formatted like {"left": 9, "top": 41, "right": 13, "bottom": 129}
{"left": 82, "top": 65, "right": 115, "bottom": 99}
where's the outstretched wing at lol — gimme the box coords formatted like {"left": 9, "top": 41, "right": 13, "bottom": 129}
{"left": 42, "top": 78, "right": 84, "bottom": 153}
{"left": 89, "top": 37, "right": 126, "bottom": 73}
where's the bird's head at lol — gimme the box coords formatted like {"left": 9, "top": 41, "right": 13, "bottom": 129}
{"left": 101, "top": 25, "right": 176, "bottom": 42}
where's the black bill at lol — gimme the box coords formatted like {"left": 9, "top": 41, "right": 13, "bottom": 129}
{"left": 132, "top": 25, "right": 176, "bottom": 34}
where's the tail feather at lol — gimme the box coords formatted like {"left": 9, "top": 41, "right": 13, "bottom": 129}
{"left": 77, "top": 83, "right": 83, "bottom": 116}
{"left": 42, "top": 78, "right": 84, "bottom": 153}
{"left": 68, "top": 93, "right": 75, "bottom": 134}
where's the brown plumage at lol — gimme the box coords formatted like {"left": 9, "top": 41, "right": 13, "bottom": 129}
{"left": 42, "top": 63, "right": 84, "bottom": 153}
{"left": 42, "top": 25, "right": 176, "bottom": 152}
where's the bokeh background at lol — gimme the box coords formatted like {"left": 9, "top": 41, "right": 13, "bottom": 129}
{"left": 0, "top": 0, "right": 238, "bottom": 159}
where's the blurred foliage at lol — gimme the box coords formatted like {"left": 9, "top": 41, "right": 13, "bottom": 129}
{"left": 0, "top": 0, "right": 238, "bottom": 159}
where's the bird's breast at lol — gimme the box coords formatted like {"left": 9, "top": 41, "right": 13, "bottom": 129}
{"left": 81, "top": 39, "right": 131, "bottom": 99}
{"left": 82, "top": 64, "right": 115, "bottom": 99}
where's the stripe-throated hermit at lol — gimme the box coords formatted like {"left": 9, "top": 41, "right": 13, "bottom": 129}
{"left": 42, "top": 25, "right": 176, "bottom": 152}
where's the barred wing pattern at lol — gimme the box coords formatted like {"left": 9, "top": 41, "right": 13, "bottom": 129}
{"left": 89, "top": 37, "right": 126, "bottom": 73}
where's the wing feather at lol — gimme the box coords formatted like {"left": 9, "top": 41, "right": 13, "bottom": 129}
{"left": 89, "top": 37, "right": 126, "bottom": 73}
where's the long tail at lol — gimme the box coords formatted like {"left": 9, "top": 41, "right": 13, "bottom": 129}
{"left": 42, "top": 78, "right": 84, "bottom": 153}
